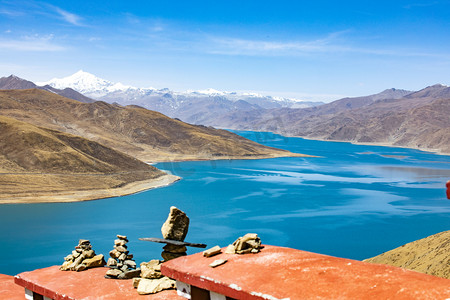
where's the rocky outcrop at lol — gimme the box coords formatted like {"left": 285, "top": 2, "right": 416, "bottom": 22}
{"left": 105, "top": 235, "right": 139, "bottom": 279}
{"left": 60, "top": 239, "right": 105, "bottom": 271}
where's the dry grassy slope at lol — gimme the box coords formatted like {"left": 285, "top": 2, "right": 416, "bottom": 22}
{"left": 0, "top": 115, "right": 167, "bottom": 200}
{"left": 0, "top": 115, "right": 162, "bottom": 174}
{"left": 364, "top": 230, "right": 450, "bottom": 279}
{"left": 0, "top": 89, "right": 304, "bottom": 162}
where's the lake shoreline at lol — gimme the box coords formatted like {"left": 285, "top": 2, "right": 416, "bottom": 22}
{"left": 0, "top": 174, "right": 180, "bottom": 204}
{"left": 290, "top": 135, "right": 450, "bottom": 157}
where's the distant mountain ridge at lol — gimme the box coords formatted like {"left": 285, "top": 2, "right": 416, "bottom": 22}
{"left": 37, "top": 70, "right": 324, "bottom": 122}
{"left": 0, "top": 75, "right": 95, "bottom": 103}
{"left": 212, "top": 84, "right": 450, "bottom": 154}
{"left": 5, "top": 72, "right": 449, "bottom": 155}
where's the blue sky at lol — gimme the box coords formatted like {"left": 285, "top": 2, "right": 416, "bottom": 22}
{"left": 1, "top": 0, "right": 449, "bottom": 101}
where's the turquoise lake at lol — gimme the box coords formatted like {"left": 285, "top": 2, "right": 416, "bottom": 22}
{"left": 1, "top": 131, "right": 450, "bottom": 276}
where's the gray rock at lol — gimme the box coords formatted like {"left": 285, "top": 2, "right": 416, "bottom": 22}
{"left": 203, "top": 245, "right": 221, "bottom": 257}
{"left": 232, "top": 233, "right": 262, "bottom": 254}
{"left": 83, "top": 254, "right": 106, "bottom": 268}
{"left": 161, "top": 251, "right": 186, "bottom": 261}
{"left": 69, "top": 254, "right": 85, "bottom": 270}
{"left": 64, "top": 254, "right": 74, "bottom": 261}
{"left": 133, "top": 277, "right": 141, "bottom": 288}
{"left": 120, "top": 264, "right": 129, "bottom": 272}
{"left": 161, "top": 206, "right": 190, "bottom": 241}
{"left": 140, "top": 260, "right": 163, "bottom": 279}
{"left": 117, "top": 268, "right": 141, "bottom": 279}
{"left": 114, "top": 239, "right": 127, "bottom": 246}
{"left": 82, "top": 249, "right": 95, "bottom": 259}
{"left": 114, "top": 245, "right": 128, "bottom": 253}
{"left": 107, "top": 258, "right": 117, "bottom": 267}
{"left": 163, "top": 244, "right": 187, "bottom": 253}
{"left": 105, "top": 268, "right": 122, "bottom": 278}
{"left": 109, "top": 249, "right": 121, "bottom": 259}
{"left": 118, "top": 253, "right": 127, "bottom": 262}
{"left": 117, "top": 234, "right": 128, "bottom": 241}
{"left": 60, "top": 260, "right": 72, "bottom": 271}
{"left": 124, "top": 260, "right": 136, "bottom": 268}
{"left": 209, "top": 259, "right": 227, "bottom": 268}
{"left": 79, "top": 239, "right": 90, "bottom": 245}
{"left": 75, "top": 264, "right": 86, "bottom": 272}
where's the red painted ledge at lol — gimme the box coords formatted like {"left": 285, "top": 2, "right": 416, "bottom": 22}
{"left": 14, "top": 266, "right": 182, "bottom": 300}
{"left": 0, "top": 273, "right": 24, "bottom": 300}
{"left": 161, "top": 245, "right": 450, "bottom": 300}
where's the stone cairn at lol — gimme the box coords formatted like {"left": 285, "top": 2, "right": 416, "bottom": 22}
{"left": 60, "top": 239, "right": 105, "bottom": 272}
{"left": 225, "top": 233, "right": 263, "bottom": 254}
{"left": 200, "top": 233, "right": 264, "bottom": 269}
{"left": 161, "top": 206, "right": 190, "bottom": 261}
{"left": 134, "top": 206, "right": 200, "bottom": 295}
{"left": 105, "top": 234, "right": 140, "bottom": 279}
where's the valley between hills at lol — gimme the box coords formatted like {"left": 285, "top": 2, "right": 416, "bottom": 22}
{"left": 0, "top": 88, "right": 309, "bottom": 204}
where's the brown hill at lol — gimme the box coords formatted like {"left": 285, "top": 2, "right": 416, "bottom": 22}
{"left": 210, "top": 85, "right": 450, "bottom": 154}
{"left": 364, "top": 230, "right": 450, "bottom": 279}
{"left": 0, "top": 115, "right": 175, "bottom": 203}
{"left": 0, "top": 89, "right": 306, "bottom": 162}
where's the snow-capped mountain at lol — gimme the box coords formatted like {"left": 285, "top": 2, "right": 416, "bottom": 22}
{"left": 38, "top": 70, "right": 324, "bottom": 125}
{"left": 37, "top": 70, "right": 149, "bottom": 98}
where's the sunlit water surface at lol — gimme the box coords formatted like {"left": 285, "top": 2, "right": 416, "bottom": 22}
{"left": 1, "top": 131, "right": 449, "bottom": 275}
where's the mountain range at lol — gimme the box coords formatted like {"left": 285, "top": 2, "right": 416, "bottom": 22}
{"left": 3, "top": 72, "right": 450, "bottom": 155}
{"left": 33, "top": 71, "right": 450, "bottom": 155}
{"left": 37, "top": 70, "right": 324, "bottom": 123}
{"left": 0, "top": 75, "right": 95, "bottom": 103}
{"left": 215, "top": 84, "right": 450, "bottom": 154}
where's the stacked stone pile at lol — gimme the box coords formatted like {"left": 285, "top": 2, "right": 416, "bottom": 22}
{"left": 225, "top": 233, "right": 263, "bottom": 254}
{"left": 161, "top": 206, "right": 190, "bottom": 261}
{"left": 60, "top": 239, "right": 105, "bottom": 272}
{"left": 105, "top": 234, "right": 140, "bottom": 279}
{"left": 133, "top": 259, "right": 176, "bottom": 295}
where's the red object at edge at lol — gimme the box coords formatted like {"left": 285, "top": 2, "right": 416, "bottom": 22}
{"left": 446, "top": 180, "right": 450, "bottom": 199}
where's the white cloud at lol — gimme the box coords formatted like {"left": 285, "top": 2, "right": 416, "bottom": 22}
{"left": 53, "top": 6, "right": 82, "bottom": 26}
{"left": 203, "top": 30, "right": 450, "bottom": 61}
{"left": 0, "top": 8, "right": 25, "bottom": 17}
{"left": 206, "top": 31, "right": 353, "bottom": 56}
{"left": 0, "top": 1, "right": 83, "bottom": 26}
{"left": 0, "top": 35, "right": 65, "bottom": 51}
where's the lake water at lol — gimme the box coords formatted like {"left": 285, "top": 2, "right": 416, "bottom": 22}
{"left": 1, "top": 131, "right": 450, "bottom": 276}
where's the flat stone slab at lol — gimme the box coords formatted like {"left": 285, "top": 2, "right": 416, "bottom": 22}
{"left": 139, "top": 237, "right": 206, "bottom": 248}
